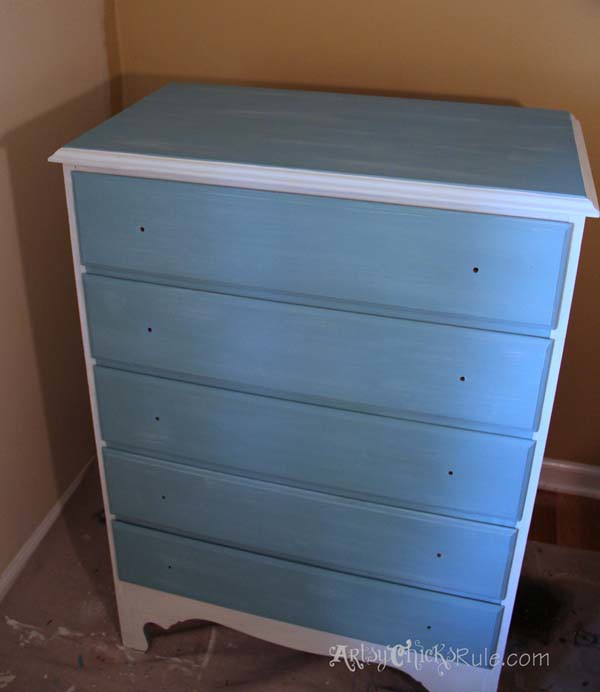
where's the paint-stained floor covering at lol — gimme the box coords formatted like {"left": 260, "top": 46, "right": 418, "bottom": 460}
{"left": 0, "top": 466, "right": 598, "bottom": 692}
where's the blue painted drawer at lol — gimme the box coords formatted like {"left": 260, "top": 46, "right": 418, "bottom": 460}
{"left": 113, "top": 520, "right": 503, "bottom": 662}
{"left": 96, "top": 367, "right": 533, "bottom": 525}
{"left": 105, "top": 449, "right": 515, "bottom": 601}
{"left": 72, "top": 173, "right": 570, "bottom": 336}
{"left": 84, "top": 275, "right": 551, "bottom": 435}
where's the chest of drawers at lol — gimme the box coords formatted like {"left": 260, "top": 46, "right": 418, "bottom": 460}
{"left": 51, "top": 83, "right": 598, "bottom": 691}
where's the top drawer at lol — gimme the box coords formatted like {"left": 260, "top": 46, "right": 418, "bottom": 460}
{"left": 72, "top": 173, "right": 570, "bottom": 336}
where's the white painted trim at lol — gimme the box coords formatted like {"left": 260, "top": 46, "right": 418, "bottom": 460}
{"left": 0, "top": 457, "right": 94, "bottom": 603}
{"left": 571, "top": 115, "right": 600, "bottom": 216}
{"left": 61, "top": 166, "right": 129, "bottom": 632}
{"left": 540, "top": 457, "right": 600, "bottom": 500}
{"left": 49, "top": 147, "right": 599, "bottom": 221}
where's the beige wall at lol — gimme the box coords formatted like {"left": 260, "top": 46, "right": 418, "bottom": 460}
{"left": 112, "top": 0, "right": 600, "bottom": 465}
{"left": 0, "top": 0, "right": 118, "bottom": 577}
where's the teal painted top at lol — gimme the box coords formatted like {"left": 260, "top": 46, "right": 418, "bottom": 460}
{"left": 65, "top": 82, "right": 585, "bottom": 197}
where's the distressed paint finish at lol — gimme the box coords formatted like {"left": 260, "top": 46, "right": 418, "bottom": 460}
{"left": 65, "top": 83, "right": 585, "bottom": 197}
{"left": 83, "top": 274, "right": 552, "bottom": 436}
{"left": 104, "top": 449, "right": 516, "bottom": 602}
{"left": 95, "top": 366, "right": 534, "bottom": 525}
{"left": 50, "top": 82, "right": 598, "bottom": 692}
{"left": 113, "top": 520, "right": 503, "bottom": 663}
{"left": 72, "top": 172, "right": 571, "bottom": 336}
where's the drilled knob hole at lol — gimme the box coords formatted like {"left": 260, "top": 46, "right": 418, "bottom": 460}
{"left": 147, "top": 327, "right": 153, "bottom": 333}
{"left": 448, "top": 470, "right": 454, "bottom": 476}
{"left": 427, "top": 625, "right": 432, "bottom": 630}
{"left": 459, "top": 376, "right": 466, "bottom": 382}
{"left": 139, "top": 226, "right": 145, "bottom": 233}
{"left": 436, "top": 552, "right": 443, "bottom": 558}
{"left": 472, "top": 266, "right": 479, "bottom": 273}
{"left": 167, "top": 565, "right": 172, "bottom": 570}
{"left": 155, "top": 416, "right": 160, "bottom": 421}
{"left": 161, "top": 495, "right": 166, "bottom": 500}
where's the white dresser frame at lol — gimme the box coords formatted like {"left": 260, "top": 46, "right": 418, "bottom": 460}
{"left": 51, "top": 115, "right": 598, "bottom": 692}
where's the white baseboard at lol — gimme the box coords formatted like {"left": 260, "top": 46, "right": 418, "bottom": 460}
{"left": 0, "top": 456, "right": 94, "bottom": 603}
{"left": 540, "top": 457, "right": 600, "bottom": 500}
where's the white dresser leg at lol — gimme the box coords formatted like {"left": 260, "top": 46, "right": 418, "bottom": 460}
{"left": 120, "top": 619, "right": 149, "bottom": 651}
{"left": 116, "top": 583, "right": 150, "bottom": 651}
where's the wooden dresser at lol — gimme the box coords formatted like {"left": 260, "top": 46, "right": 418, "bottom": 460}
{"left": 50, "top": 83, "right": 598, "bottom": 691}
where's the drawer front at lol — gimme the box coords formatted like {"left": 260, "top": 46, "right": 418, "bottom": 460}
{"left": 113, "top": 520, "right": 503, "bottom": 661}
{"left": 105, "top": 449, "right": 515, "bottom": 601}
{"left": 72, "top": 172, "right": 570, "bottom": 335}
{"left": 96, "top": 367, "right": 533, "bottom": 525}
{"left": 85, "top": 275, "right": 551, "bottom": 434}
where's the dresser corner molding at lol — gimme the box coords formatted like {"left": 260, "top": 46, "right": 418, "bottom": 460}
{"left": 571, "top": 114, "right": 600, "bottom": 218}
{"left": 49, "top": 146, "right": 598, "bottom": 221}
